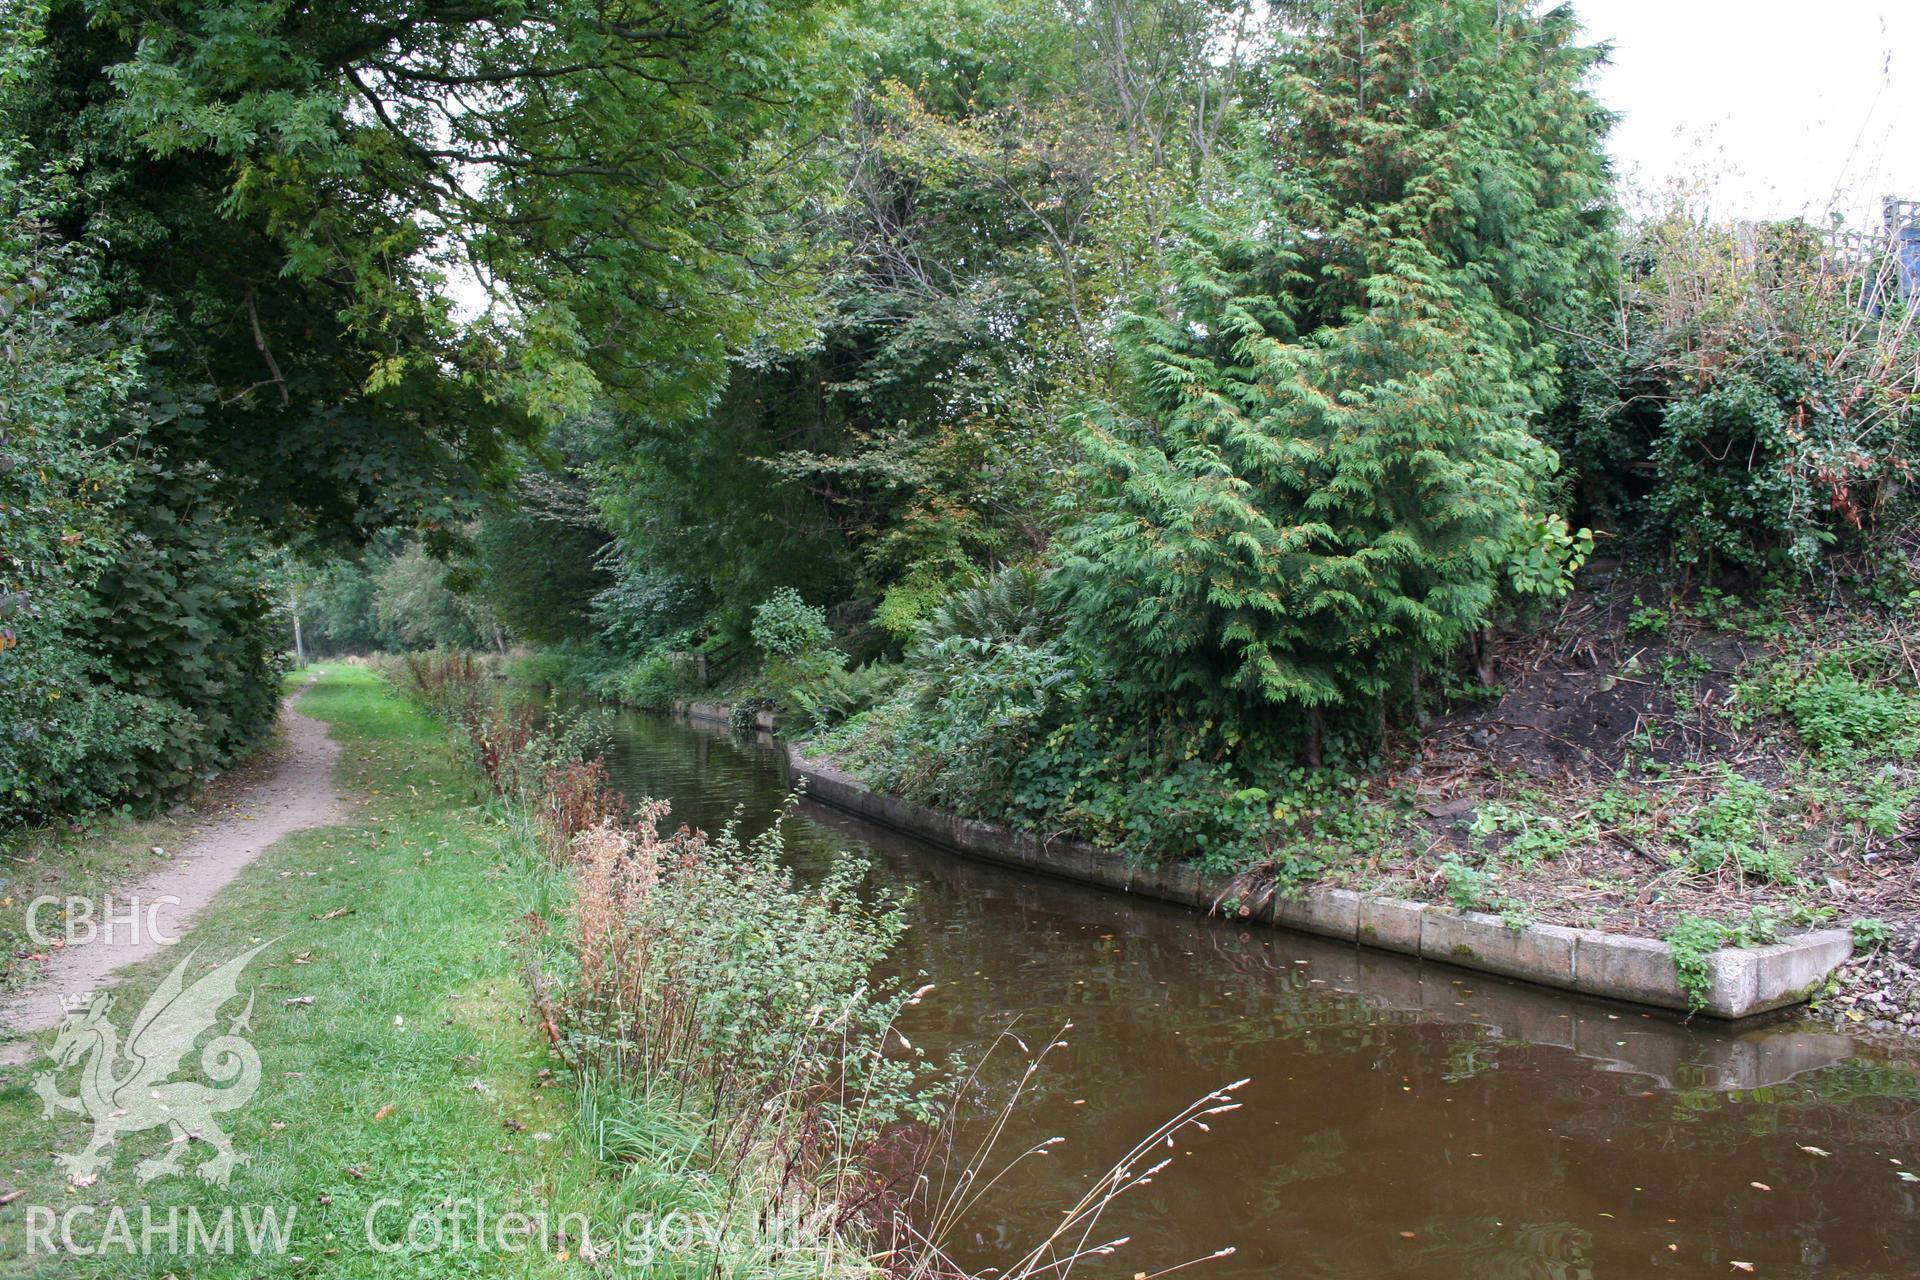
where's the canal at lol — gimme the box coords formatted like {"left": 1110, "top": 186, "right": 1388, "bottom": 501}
{"left": 597, "top": 708, "right": 1920, "bottom": 1280}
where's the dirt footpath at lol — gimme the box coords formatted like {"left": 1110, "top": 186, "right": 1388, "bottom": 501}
{"left": 0, "top": 684, "right": 342, "bottom": 1061}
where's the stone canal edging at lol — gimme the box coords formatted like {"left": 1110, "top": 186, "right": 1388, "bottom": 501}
{"left": 780, "top": 743, "right": 1853, "bottom": 1021}
{"left": 672, "top": 699, "right": 782, "bottom": 732}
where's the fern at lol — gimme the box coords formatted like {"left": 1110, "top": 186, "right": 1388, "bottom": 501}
{"left": 789, "top": 663, "right": 901, "bottom": 731}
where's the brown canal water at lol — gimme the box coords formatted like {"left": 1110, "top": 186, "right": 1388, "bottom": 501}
{"left": 597, "top": 709, "right": 1920, "bottom": 1280}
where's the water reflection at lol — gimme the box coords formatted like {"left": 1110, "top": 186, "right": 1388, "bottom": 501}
{"left": 590, "top": 707, "right": 1920, "bottom": 1280}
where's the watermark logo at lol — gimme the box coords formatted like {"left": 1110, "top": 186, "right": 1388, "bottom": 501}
{"left": 26, "top": 894, "right": 181, "bottom": 947}
{"left": 34, "top": 942, "right": 267, "bottom": 1187}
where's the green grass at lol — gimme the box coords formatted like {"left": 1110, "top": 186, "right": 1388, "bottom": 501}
{"left": 0, "top": 665, "right": 613, "bottom": 1277}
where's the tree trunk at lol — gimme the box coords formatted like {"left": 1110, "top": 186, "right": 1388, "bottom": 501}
{"left": 1473, "top": 626, "right": 1497, "bottom": 687}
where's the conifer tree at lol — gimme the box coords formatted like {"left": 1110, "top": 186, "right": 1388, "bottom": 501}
{"left": 1065, "top": 0, "right": 1612, "bottom": 758}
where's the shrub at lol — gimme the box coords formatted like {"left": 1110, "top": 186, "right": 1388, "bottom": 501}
{"left": 1553, "top": 216, "right": 1919, "bottom": 571}
{"left": 859, "top": 635, "right": 1081, "bottom": 817}
{"left": 0, "top": 209, "right": 286, "bottom": 826}
{"left": 589, "top": 560, "right": 707, "bottom": 658}
{"left": 554, "top": 806, "right": 930, "bottom": 1157}
{"left": 604, "top": 645, "right": 701, "bottom": 710}
{"left": 750, "top": 587, "right": 834, "bottom": 661}
{"left": 1440, "top": 860, "right": 1495, "bottom": 911}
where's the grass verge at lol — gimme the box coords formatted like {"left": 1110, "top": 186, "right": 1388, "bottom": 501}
{"left": 0, "top": 665, "right": 610, "bottom": 1277}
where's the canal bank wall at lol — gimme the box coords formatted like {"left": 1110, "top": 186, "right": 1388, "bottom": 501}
{"left": 753, "top": 729, "right": 1853, "bottom": 1022}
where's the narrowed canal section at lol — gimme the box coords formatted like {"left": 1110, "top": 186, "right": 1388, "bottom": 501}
{"left": 594, "top": 706, "right": 1920, "bottom": 1280}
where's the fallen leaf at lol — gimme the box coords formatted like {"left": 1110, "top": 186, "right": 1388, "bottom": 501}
{"left": 1798, "top": 1145, "right": 1831, "bottom": 1158}
{"left": 373, "top": 1104, "right": 396, "bottom": 1122}
{"left": 1731, "top": 1264, "right": 1755, "bottom": 1273}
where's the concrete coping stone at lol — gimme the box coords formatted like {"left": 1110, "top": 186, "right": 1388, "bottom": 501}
{"left": 781, "top": 745, "right": 1851, "bottom": 1020}
{"left": 671, "top": 700, "right": 781, "bottom": 731}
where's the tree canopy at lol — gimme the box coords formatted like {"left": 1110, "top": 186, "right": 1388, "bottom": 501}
{"left": 7, "top": 0, "right": 1916, "bottom": 842}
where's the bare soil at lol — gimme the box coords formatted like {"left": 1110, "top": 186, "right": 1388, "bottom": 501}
{"left": 1340, "top": 563, "right": 1920, "bottom": 1033}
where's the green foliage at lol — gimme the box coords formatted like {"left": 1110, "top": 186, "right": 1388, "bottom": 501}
{"left": 1647, "top": 367, "right": 1841, "bottom": 569}
{"left": 787, "top": 662, "right": 900, "bottom": 732}
{"left": 1843, "top": 774, "right": 1919, "bottom": 839}
{"left": 0, "top": 185, "right": 281, "bottom": 828}
{"left": 603, "top": 648, "right": 703, "bottom": 713}
{"left": 1440, "top": 860, "right": 1495, "bottom": 912}
{"left": 552, "top": 804, "right": 929, "bottom": 1143}
{"left": 1667, "top": 907, "right": 1800, "bottom": 1012}
{"left": 909, "top": 565, "right": 1069, "bottom": 657}
{"left": 294, "top": 559, "right": 385, "bottom": 657}
{"left": 91, "top": 464, "right": 289, "bottom": 807}
{"left": 1851, "top": 917, "right": 1893, "bottom": 951}
{"left": 1626, "top": 596, "right": 1670, "bottom": 636}
{"left": 584, "top": 0, "right": 1249, "bottom": 651}
{"left": 1552, "top": 217, "right": 1918, "bottom": 570}
{"left": 1504, "top": 514, "right": 1595, "bottom": 600}
{"left": 728, "top": 696, "right": 780, "bottom": 737}
{"left": 1065, "top": 0, "right": 1612, "bottom": 750}
{"left": 1665, "top": 913, "right": 1726, "bottom": 1012}
{"left": 590, "top": 562, "right": 707, "bottom": 661}
{"left": 1671, "top": 770, "right": 1795, "bottom": 883}
{"left": 6, "top": 0, "right": 852, "bottom": 543}
{"left": 1469, "top": 799, "right": 1597, "bottom": 869}
{"left": 372, "top": 544, "right": 498, "bottom": 652}
{"left": 0, "top": 196, "right": 156, "bottom": 825}
{"left": 590, "top": 381, "right": 857, "bottom": 650}
{"left": 851, "top": 635, "right": 1082, "bottom": 817}
{"left": 751, "top": 588, "right": 836, "bottom": 661}
{"left": 458, "top": 469, "right": 611, "bottom": 648}
{"left": 1783, "top": 667, "right": 1916, "bottom": 755}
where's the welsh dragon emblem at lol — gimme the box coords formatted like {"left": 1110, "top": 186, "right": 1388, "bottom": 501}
{"left": 33, "top": 943, "right": 266, "bottom": 1186}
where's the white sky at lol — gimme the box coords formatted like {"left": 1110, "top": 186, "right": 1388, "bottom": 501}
{"left": 1576, "top": 1, "right": 1920, "bottom": 228}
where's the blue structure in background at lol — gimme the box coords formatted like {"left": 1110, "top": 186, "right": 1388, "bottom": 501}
{"left": 1897, "top": 220, "right": 1920, "bottom": 305}
{"left": 1854, "top": 198, "right": 1920, "bottom": 316}
{"left": 1884, "top": 197, "right": 1919, "bottom": 307}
